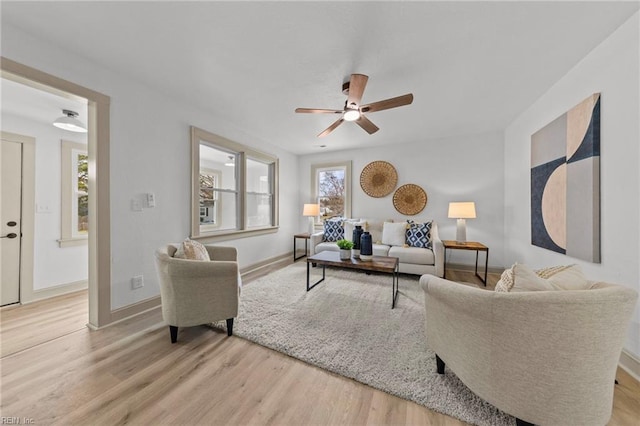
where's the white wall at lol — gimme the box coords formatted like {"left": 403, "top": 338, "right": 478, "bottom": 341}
{"left": 1, "top": 112, "right": 88, "bottom": 290}
{"left": 504, "top": 12, "right": 640, "bottom": 357}
{"left": 299, "top": 131, "right": 506, "bottom": 269}
{"left": 1, "top": 24, "right": 299, "bottom": 310}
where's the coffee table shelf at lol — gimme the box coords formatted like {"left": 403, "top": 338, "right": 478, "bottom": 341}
{"left": 306, "top": 251, "right": 400, "bottom": 309}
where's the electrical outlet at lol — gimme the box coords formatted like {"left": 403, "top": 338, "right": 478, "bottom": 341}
{"left": 131, "top": 275, "right": 144, "bottom": 289}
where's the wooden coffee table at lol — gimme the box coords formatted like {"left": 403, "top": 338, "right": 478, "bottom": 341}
{"left": 306, "top": 251, "right": 400, "bottom": 309}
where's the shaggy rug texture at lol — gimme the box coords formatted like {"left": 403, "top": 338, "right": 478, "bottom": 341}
{"left": 217, "top": 262, "right": 513, "bottom": 426}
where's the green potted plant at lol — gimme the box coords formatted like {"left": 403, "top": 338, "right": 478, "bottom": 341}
{"left": 336, "top": 239, "right": 354, "bottom": 260}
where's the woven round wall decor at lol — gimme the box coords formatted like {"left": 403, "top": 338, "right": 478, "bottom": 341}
{"left": 360, "top": 161, "right": 398, "bottom": 198}
{"left": 392, "top": 184, "right": 427, "bottom": 215}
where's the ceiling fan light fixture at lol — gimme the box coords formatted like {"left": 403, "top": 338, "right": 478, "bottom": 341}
{"left": 343, "top": 109, "right": 360, "bottom": 122}
{"left": 53, "top": 109, "right": 87, "bottom": 133}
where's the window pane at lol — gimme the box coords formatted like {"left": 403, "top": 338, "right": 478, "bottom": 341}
{"left": 77, "top": 195, "right": 88, "bottom": 233}
{"left": 200, "top": 191, "right": 237, "bottom": 232}
{"left": 77, "top": 153, "right": 88, "bottom": 193}
{"left": 318, "top": 169, "right": 345, "bottom": 218}
{"left": 246, "top": 193, "right": 272, "bottom": 228}
{"left": 200, "top": 143, "right": 236, "bottom": 190}
{"left": 246, "top": 158, "right": 271, "bottom": 194}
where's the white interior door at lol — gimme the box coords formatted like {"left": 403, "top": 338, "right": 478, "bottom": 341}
{"left": 1, "top": 139, "right": 22, "bottom": 306}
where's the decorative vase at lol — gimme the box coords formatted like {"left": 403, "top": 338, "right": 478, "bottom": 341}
{"left": 339, "top": 249, "right": 351, "bottom": 260}
{"left": 352, "top": 225, "right": 364, "bottom": 258}
{"left": 360, "top": 231, "right": 373, "bottom": 261}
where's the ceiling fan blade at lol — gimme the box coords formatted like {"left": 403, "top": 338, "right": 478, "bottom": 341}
{"left": 356, "top": 115, "right": 379, "bottom": 135}
{"left": 318, "top": 118, "right": 344, "bottom": 138}
{"left": 295, "top": 108, "right": 343, "bottom": 114}
{"left": 347, "top": 74, "right": 368, "bottom": 108}
{"left": 361, "top": 93, "right": 413, "bottom": 113}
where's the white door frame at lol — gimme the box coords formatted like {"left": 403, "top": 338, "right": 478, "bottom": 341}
{"left": 1, "top": 57, "right": 159, "bottom": 328}
{"left": 1, "top": 132, "right": 35, "bottom": 304}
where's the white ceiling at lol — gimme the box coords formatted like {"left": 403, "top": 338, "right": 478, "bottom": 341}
{"left": 2, "top": 1, "right": 638, "bottom": 155}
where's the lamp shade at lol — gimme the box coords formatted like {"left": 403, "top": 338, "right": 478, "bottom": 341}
{"left": 448, "top": 202, "right": 476, "bottom": 219}
{"left": 53, "top": 109, "right": 87, "bottom": 133}
{"left": 302, "top": 204, "right": 320, "bottom": 216}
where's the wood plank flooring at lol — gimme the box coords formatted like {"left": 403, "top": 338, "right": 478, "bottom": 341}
{"left": 1, "top": 265, "right": 638, "bottom": 425}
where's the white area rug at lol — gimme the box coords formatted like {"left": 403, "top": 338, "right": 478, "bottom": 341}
{"left": 217, "top": 262, "right": 513, "bottom": 426}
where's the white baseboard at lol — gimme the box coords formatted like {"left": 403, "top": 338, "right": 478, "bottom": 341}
{"left": 21, "top": 279, "right": 88, "bottom": 304}
{"left": 619, "top": 349, "right": 640, "bottom": 383}
{"left": 240, "top": 252, "right": 291, "bottom": 276}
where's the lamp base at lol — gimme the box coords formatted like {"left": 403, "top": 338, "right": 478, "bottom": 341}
{"left": 308, "top": 217, "right": 315, "bottom": 235}
{"left": 455, "top": 218, "right": 467, "bottom": 243}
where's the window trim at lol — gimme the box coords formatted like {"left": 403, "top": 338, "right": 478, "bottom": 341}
{"left": 190, "top": 126, "right": 279, "bottom": 240}
{"left": 59, "top": 139, "right": 88, "bottom": 248}
{"left": 310, "top": 161, "right": 352, "bottom": 224}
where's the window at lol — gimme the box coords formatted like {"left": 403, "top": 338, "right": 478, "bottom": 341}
{"left": 311, "top": 161, "right": 352, "bottom": 223}
{"left": 59, "top": 140, "right": 88, "bottom": 247}
{"left": 191, "top": 126, "right": 278, "bottom": 239}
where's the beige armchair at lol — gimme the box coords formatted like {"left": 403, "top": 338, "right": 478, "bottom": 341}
{"left": 420, "top": 274, "right": 637, "bottom": 426}
{"left": 155, "top": 244, "right": 240, "bottom": 343}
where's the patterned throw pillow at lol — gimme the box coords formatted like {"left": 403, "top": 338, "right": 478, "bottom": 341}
{"left": 406, "top": 220, "right": 432, "bottom": 249}
{"left": 323, "top": 219, "right": 344, "bottom": 242}
{"left": 174, "top": 238, "right": 211, "bottom": 261}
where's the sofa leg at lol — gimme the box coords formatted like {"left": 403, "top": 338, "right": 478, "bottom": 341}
{"left": 169, "top": 325, "right": 178, "bottom": 343}
{"left": 436, "top": 354, "right": 445, "bottom": 374}
{"left": 515, "top": 418, "right": 535, "bottom": 426}
{"left": 226, "top": 318, "right": 234, "bottom": 336}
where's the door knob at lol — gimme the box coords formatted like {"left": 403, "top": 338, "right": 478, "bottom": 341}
{"left": 7, "top": 221, "right": 17, "bottom": 227}
{"left": 1, "top": 233, "right": 17, "bottom": 239}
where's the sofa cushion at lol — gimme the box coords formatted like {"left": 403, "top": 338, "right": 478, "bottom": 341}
{"left": 389, "top": 246, "right": 435, "bottom": 265}
{"left": 315, "top": 241, "right": 339, "bottom": 253}
{"left": 174, "top": 238, "right": 210, "bottom": 261}
{"left": 406, "top": 220, "right": 432, "bottom": 249}
{"left": 361, "top": 218, "right": 392, "bottom": 244}
{"left": 323, "top": 219, "right": 344, "bottom": 242}
{"left": 382, "top": 222, "right": 408, "bottom": 246}
{"left": 373, "top": 244, "right": 391, "bottom": 256}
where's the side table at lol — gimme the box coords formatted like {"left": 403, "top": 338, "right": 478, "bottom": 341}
{"left": 442, "top": 240, "right": 489, "bottom": 286}
{"left": 293, "top": 233, "right": 311, "bottom": 261}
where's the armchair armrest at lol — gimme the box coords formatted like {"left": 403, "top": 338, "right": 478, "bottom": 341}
{"left": 309, "top": 231, "right": 324, "bottom": 256}
{"left": 430, "top": 222, "right": 444, "bottom": 277}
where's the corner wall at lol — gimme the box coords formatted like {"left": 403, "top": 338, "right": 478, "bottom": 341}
{"left": 299, "top": 131, "right": 506, "bottom": 269}
{"left": 504, "top": 12, "right": 640, "bottom": 357}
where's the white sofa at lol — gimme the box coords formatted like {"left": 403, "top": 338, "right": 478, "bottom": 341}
{"left": 310, "top": 218, "right": 444, "bottom": 276}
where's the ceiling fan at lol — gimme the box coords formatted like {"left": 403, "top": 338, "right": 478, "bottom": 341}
{"left": 295, "top": 73, "right": 413, "bottom": 137}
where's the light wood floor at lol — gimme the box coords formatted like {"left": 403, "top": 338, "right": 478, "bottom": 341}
{"left": 1, "top": 265, "right": 638, "bottom": 425}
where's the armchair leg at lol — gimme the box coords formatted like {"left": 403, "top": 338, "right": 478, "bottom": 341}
{"left": 436, "top": 354, "right": 445, "bottom": 374}
{"left": 226, "top": 318, "right": 234, "bottom": 336}
{"left": 515, "top": 419, "right": 534, "bottom": 426}
{"left": 169, "top": 325, "right": 178, "bottom": 343}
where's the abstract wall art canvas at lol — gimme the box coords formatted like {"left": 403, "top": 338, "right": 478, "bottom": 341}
{"left": 531, "top": 93, "right": 600, "bottom": 263}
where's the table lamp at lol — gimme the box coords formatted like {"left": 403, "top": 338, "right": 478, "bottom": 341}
{"left": 448, "top": 202, "right": 476, "bottom": 243}
{"left": 302, "top": 203, "right": 320, "bottom": 234}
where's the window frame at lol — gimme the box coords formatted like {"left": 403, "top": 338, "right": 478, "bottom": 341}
{"left": 190, "top": 126, "right": 279, "bottom": 240}
{"left": 59, "top": 139, "right": 88, "bottom": 247}
{"left": 310, "top": 161, "right": 352, "bottom": 225}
